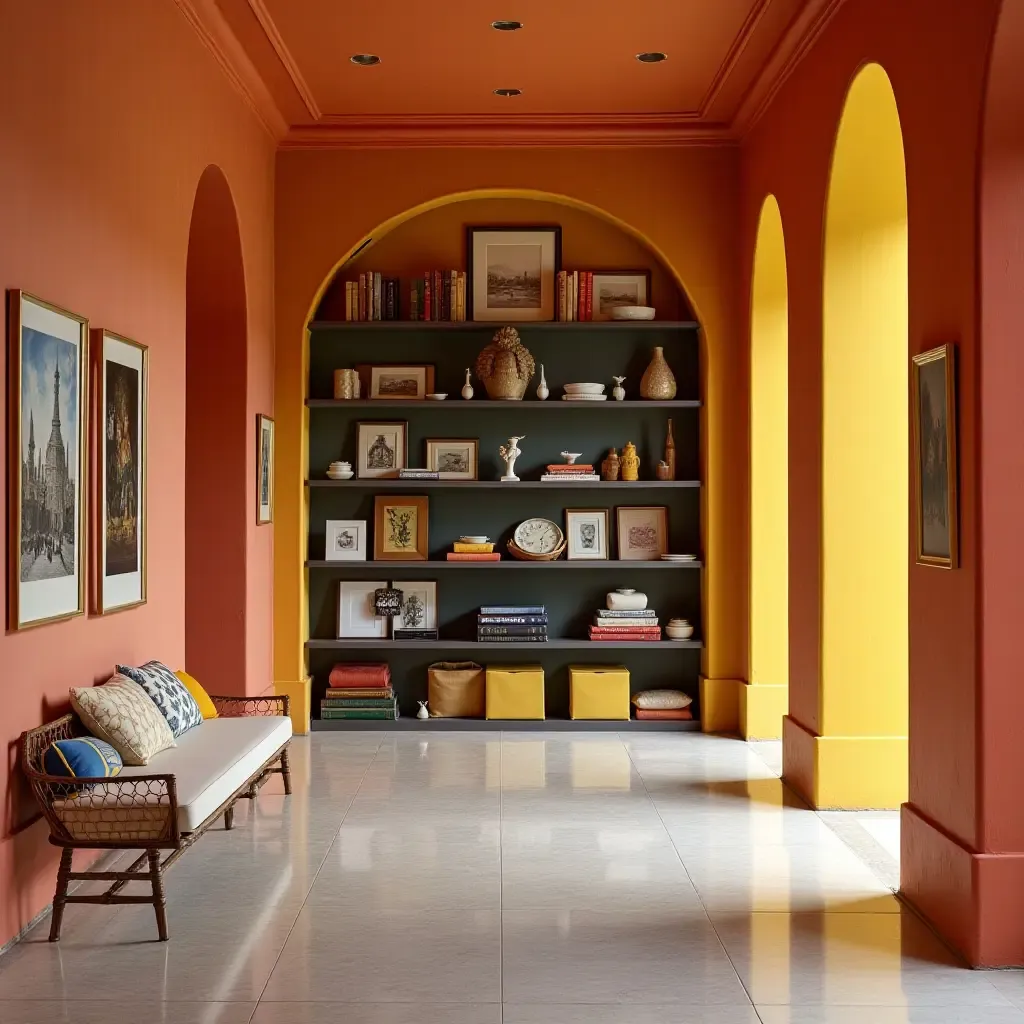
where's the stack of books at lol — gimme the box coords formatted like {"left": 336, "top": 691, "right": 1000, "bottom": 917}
{"left": 556, "top": 271, "right": 594, "bottom": 322}
{"left": 320, "top": 663, "right": 398, "bottom": 720}
{"left": 447, "top": 540, "right": 500, "bottom": 562}
{"left": 541, "top": 461, "right": 599, "bottom": 483}
{"left": 399, "top": 468, "right": 440, "bottom": 480}
{"left": 589, "top": 608, "right": 662, "bottom": 642}
{"left": 345, "top": 273, "right": 402, "bottom": 321}
{"left": 477, "top": 605, "right": 548, "bottom": 643}
{"left": 410, "top": 271, "right": 467, "bottom": 322}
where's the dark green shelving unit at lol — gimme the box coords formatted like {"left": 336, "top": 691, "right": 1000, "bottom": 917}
{"left": 305, "top": 318, "right": 703, "bottom": 729}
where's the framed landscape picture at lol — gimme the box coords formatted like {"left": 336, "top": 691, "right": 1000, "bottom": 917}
{"left": 565, "top": 508, "right": 610, "bottom": 560}
{"left": 7, "top": 291, "right": 88, "bottom": 630}
{"left": 374, "top": 495, "right": 429, "bottom": 561}
{"left": 357, "top": 421, "right": 407, "bottom": 479}
{"left": 425, "top": 438, "right": 479, "bottom": 480}
{"left": 92, "top": 329, "right": 147, "bottom": 614}
{"left": 912, "top": 344, "right": 958, "bottom": 568}
{"left": 591, "top": 271, "right": 651, "bottom": 321}
{"left": 467, "top": 226, "right": 561, "bottom": 322}
{"left": 357, "top": 363, "right": 435, "bottom": 400}
{"left": 257, "top": 415, "right": 274, "bottom": 524}
{"left": 616, "top": 506, "right": 669, "bottom": 561}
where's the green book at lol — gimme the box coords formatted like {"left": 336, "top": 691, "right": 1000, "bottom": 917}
{"left": 321, "top": 708, "right": 397, "bottom": 720}
{"left": 321, "top": 698, "right": 397, "bottom": 709}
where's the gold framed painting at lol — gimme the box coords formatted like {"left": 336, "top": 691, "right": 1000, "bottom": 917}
{"left": 7, "top": 290, "right": 89, "bottom": 630}
{"left": 374, "top": 495, "right": 429, "bottom": 561}
{"left": 912, "top": 344, "right": 958, "bottom": 568}
{"left": 92, "top": 328, "right": 148, "bottom": 614}
{"left": 257, "top": 414, "right": 274, "bottom": 524}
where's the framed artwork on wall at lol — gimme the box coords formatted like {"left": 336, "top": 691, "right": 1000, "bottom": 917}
{"left": 357, "top": 364, "right": 435, "bottom": 400}
{"left": 7, "top": 290, "right": 88, "bottom": 630}
{"left": 325, "top": 519, "right": 367, "bottom": 561}
{"left": 337, "top": 580, "right": 389, "bottom": 638}
{"left": 391, "top": 580, "right": 438, "bottom": 638}
{"left": 425, "top": 438, "right": 479, "bottom": 480}
{"left": 912, "top": 343, "right": 958, "bottom": 568}
{"left": 565, "top": 508, "right": 610, "bottom": 560}
{"left": 466, "top": 225, "right": 561, "bottom": 322}
{"left": 257, "top": 414, "right": 274, "bottom": 524}
{"left": 374, "top": 495, "right": 429, "bottom": 561}
{"left": 357, "top": 421, "right": 407, "bottom": 479}
{"left": 616, "top": 506, "right": 669, "bottom": 561}
{"left": 590, "top": 270, "right": 651, "bottom": 321}
{"left": 92, "top": 329, "right": 147, "bottom": 614}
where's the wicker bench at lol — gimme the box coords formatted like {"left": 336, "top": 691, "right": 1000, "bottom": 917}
{"left": 20, "top": 694, "right": 292, "bottom": 942}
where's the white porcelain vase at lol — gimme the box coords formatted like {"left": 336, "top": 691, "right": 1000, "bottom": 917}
{"left": 606, "top": 588, "right": 648, "bottom": 611}
{"left": 536, "top": 365, "right": 549, "bottom": 401}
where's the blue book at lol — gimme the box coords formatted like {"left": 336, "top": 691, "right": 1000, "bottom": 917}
{"left": 479, "top": 605, "right": 546, "bottom": 615}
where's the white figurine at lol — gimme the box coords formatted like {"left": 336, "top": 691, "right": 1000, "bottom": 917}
{"left": 461, "top": 369, "right": 474, "bottom": 400}
{"left": 499, "top": 435, "right": 526, "bottom": 482}
{"left": 417, "top": 701, "right": 429, "bottom": 720}
{"left": 561, "top": 451, "right": 582, "bottom": 465}
{"left": 612, "top": 376, "right": 626, "bottom": 401}
{"left": 536, "top": 364, "right": 549, "bottom": 401}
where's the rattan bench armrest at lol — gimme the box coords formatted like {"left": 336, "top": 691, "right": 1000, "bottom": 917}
{"left": 208, "top": 694, "right": 290, "bottom": 718}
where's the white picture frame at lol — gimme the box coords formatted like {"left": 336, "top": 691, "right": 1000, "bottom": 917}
{"left": 425, "top": 438, "right": 479, "bottom": 480}
{"left": 337, "top": 580, "right": 389, "bottom": 638}
{"left": 616, "top": 506, "right": 669, "bottom": 561}
{"left": 325, "top": 519, "right": 367, "bottom": 561}
{"left": 565, "top": 508, "right": 610, "bottom": 561}
{"left": 391, "top": 580, "right": 437, "bottom": 634}
{"left": 357, "top": 421, "right": 407, "bottom": 479}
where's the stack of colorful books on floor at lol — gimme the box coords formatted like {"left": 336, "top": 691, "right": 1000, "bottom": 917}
{"left": 477, "top": 605, "right": 548, "bottom": 643}
{"left": 541, "top": 460, "right": 598, "bottom": 483}
{"left": 589, "top": 607, "right": 662, "bottom": 642}
{"left": 447, "top": 539, "right": 500, "bottom": 562}
{"left": 321, "top": 663, "right": 398, "bottom": 720}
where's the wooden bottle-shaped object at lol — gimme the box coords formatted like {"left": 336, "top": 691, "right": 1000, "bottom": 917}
{"left": 664, "top": 418, "right": 676, "bottom": 480}
{"left": 621, "top": 442, "right": 640, "bottom": 481}
{"left": 601, "top": 447, "right": 621, "bottom": 481}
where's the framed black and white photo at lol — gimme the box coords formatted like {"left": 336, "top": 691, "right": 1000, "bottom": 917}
{"left": 467, "top": 225, "right": 561, "bottom": 322}
{"left": 616, "top": 506, "right": 669, "bottom": 561}
{"left": 357, "top": 364, "right": 435, "bottom": 401}
{"left": 92, "top": 329, "right": 147, "bottom": 614}
{"left": 391, "top": 580, "right": 437, "bottom": 638}
{"left": 257, "top": 414, "right": 274, "bottom": 524}
{"left": 357, "top": 421, "right": 407, "bottom": 479}
{"left": 7, "top": 291, "right": 88, "bottom": 630}
{"left": 591, "top": 271, "right": 651, "bottom": 321}
{"left": 425, "top": 438, "right": 479, "bottom": 480}
{"left": 565, "top": 508, "right": 610, "bottom": 561}
{"left": 325, "top": 519, "right": 367, "bottom": 561}
{"left": 337, "top": 580, "right": 389, "bottom": 638}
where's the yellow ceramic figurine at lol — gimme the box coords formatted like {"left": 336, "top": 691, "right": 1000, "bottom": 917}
{"left": 621, "top": 441, "right": 640, "bottom": 481}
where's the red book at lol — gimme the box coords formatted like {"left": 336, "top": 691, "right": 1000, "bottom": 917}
{"left": 586, "top": 272, "right": 594, "bottom": 320}
{"left": 590, "top": 626, "right": 661, "bottom": 634}
{"left": 589, "top": 634, "right": 662, "bottom": 642}
{"left": 447, "top": 552, "right": 502, "bottom": 561}
{"left": 635, "top": 708, "right": 693, "bottom": 721}
{"left": 578, "top": 269, "right": 585, "bottom": 321}
{"left": 329, "top": 663, "right": 391, "bottom": 688}
{"left": 433, "top": 270, "right": 442, "bottom": 320}
{"left": 546, "top": 464, "right": 595, "bottom": 473}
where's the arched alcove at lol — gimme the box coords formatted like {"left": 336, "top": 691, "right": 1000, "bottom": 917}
{"left": 747, "top": 194, "right": 789, "bottom": 739}
{"left": 185, "top": 165, "right": 248, "bottom": 693}
{"left": 820, "top": 64, "right": 908, "bottom": 807}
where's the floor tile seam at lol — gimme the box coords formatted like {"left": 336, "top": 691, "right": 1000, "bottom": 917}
{"left": 499, "top": 732, "right": 505, "bottom": 1017}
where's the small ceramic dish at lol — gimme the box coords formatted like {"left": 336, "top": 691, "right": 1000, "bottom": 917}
{"left": 661, "top": 553, "right": 697, "bottom": 561}
{"left": 561, "top": 394, "right": 608, "bottom": 401}
{"left": 459, "top": 535, "right": 490, "bottom": 544}
{"left": 564, "top": 383, "right": 606, "bottom": 395}
{"left": 327, "top": 470, "right": 354, "bottom": 481}
{"left": 425, "top": 393, "right": 448, "bottom": 400}
{"left": 610, "top": 305, "right": 656, "bottom": 320}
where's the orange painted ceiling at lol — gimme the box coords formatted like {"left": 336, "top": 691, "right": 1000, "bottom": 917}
{"left": 194, "top": 0, "right": 837, "bottom": 145}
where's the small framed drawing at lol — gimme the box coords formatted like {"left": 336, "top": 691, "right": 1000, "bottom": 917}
{"left": 7, "top": 290, "right": 89, "bottom": 630}
{"left": 257, "top": 414, "right": 274, "bottom": 524}
{"left": 565, "top": 509, "right": 610, "bottom": 560}
{"left": 357, "top": 364, "right": 435, "bottom": 400}
{"left": 591, "top": 270, "right": 651, "bottom": 321}
{"left": 357, "top": 421, "right": 407, "bottom": 479}
{"left": 466, "top": 225, "right": 561, "bottom": 322}
{"left": 325, "top": 519, "right": 367, "bottom": 561}
{"left": 912, "top": 343, "right": 958, "bottom": 568}
{"left": 92, "top": 328, "right": 148, "bottom": 614}
{"left": 337, "top": 580, "right": 389, "bottom": 638}
{"left": 425, "top": 438, "right": 479, "bottom": 480}
{"left": 391, "top": 580, "right": 438, "bottom": 638}
{"left": 374, "top": 495, "right": 429, "bottom": 560}
{"left": 616, "top": 506, "right": 669, "bottom": 561}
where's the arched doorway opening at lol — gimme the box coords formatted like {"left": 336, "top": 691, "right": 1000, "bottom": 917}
{"left": 819, "top": 63, "right": 909, "bottom": 808}
{"left": 185, "top": 164, "right": 248, "bottom": 694}
{"left": 746, "top": 194, "right": 789, "bottom": 739}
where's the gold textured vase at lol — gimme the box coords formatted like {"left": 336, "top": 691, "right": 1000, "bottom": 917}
{"left": 639, "top": 346, "right": 677, "bottom": 400}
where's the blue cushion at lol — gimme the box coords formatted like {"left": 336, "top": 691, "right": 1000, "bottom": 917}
{"left": 117, "top": 660, "right": 203, "bottom": 737}
{"left": 44, "top": 737, "right": 122, "bottom": 779}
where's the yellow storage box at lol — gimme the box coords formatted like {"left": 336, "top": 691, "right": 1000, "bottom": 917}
{"left": 486, "top": 664, "right": 545, "bottom": 720}
{"left": 569, "top": 665, "right": 631, "bottom": 720}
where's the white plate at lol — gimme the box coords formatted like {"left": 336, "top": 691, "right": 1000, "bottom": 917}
{"left": 563, "top": 383, "right": 606, "bottom": 395}
{"left": 425, "top": 393, "right": 448, "bottom": 400}
{"left": 513, "top": 518, "right": 564, "bottom": 556}
{"left": 661, "top": 554, "right": 696, "bottom": 561}
{"left": 561, "top": 394, "right": 608, "bottom": 401}
{"left": 610, "top": 305, "right": 656, "bottom": 320}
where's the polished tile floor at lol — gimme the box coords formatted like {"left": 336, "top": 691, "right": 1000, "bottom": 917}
{"left": 0, "top": 731, "right": 1019, "bottom": 1023}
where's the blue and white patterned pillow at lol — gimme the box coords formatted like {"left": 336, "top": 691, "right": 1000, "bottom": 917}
{"left": 117, "top": 661, "right": 203, "bottom": 737}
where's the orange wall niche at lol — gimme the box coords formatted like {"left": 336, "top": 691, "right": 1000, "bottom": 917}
{"left": 273, "top": 148, "right": 748, "bottom": 729}
{"left": 0, "top": 2, "right": 276, "bottom": 950}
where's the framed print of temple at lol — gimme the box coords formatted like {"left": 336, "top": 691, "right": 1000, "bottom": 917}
{"left": 7, "top": 291, "right": 89, "bottom": 630}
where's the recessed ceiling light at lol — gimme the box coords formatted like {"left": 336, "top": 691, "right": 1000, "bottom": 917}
{"left": 493, "top": 88, "right": 522, "bottom": 97}
{"left": 636, "top": 51, "right": 667, "bottom": 63}
{"left": 350, "top": 54, "right": 381, "bottom": 66}
{"left": 491, "top": 20, "right": 523, "bottom": 31}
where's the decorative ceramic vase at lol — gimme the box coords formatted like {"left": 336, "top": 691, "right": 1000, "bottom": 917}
{"left": 666, "top": 618, "right": 694, "bottom": 641}
{"left": 601, "top": 448, "right": 621, "bottom": 481}
{"left": 640, "top": 346, "right": 677, "bottom": 400}
{"left": 536, "top": 365, "right": 549, "bottom": 401}
{"left": 350, "top": 369, "right": 361, "bottom": 399}
{"left": 612, "top": 376, "right": 626, "bottom": 401}
{"left": 621, "top": 441, "right": 640, "bottom": 481}
{"left": 664, "top": 418, "right": 676, "bottom": 479}
{"left": 462, "top": 369, "right": 474, "bottom": 400}
{"left": 476, "top": 326, "right": 535, "bottom": 401}
{"left": 607, "top": 588, "right": 648, "bottom": 611}
{"left": 656, "top": 461, "right": 671, "bottom": 481}
{"left": 417, "top": 701, "right": 430, "bottom": 720}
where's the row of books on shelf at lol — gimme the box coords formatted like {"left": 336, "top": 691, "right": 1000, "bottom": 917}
{"left": 557, "top": 271, "right": 596, "bottom": 322}
{"left": 343, "top": 271, "right": 468, "bottom": 322}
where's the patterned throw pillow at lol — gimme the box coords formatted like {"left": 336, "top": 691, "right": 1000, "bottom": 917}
{"left": 70, "top": 676, "right": 176, "bottom": 766}
{"left": 44, "top": 737, "right": 122, "bottom": 780}
{"left": 632, "top": 689, "right": 693, "bottom": 710}
{"left": 117, "top": 661, "right": 204, "bottom": 737}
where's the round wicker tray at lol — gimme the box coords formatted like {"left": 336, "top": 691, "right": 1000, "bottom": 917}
{"left": 507, "top": 539, "right": 567, "bottom": 561}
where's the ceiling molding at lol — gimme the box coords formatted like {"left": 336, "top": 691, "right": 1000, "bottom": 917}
{"left": 733, "top": 0, "right": 848, "bottom": 136}
{"left": 172, "top": 0, "right": 288, "bottom": 139}
{"left": 280, "top": 114, "right": 737, "bottom": 150}
{"left": 246, "top": 0, "right": 322, "bottom": 121}
{"left": 698, "top": 0, "right": 773, "bottom": 117}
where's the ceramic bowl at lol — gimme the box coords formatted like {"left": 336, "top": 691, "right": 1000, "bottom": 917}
{"left": 666, "top": 618, "right": 694, "bottom": 641}
{"left": 460, "top": 535, "right": 489, "bottom": 543}
{"left": 564, "top": 383, "right": 606, "bottom": 395}
{"left": 425, "top": 393, "right": 448, "bottom": 400}
{"left": 610, "top": 305, "right": 656, "bottom": 320}
{"left": 327, "top": 469, "right": 354, "bottom": 480}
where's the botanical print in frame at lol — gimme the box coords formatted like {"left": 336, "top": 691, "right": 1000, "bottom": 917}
{"left": 913, "top": 344, "right": 958, "bottom": 568}
{"left": 616, "top": 506, "right": 669, "bottom": 561}
{"left": 391, "top": 580, "right": 437, "bottom": 635}
{"left": 93, "top": 329, "right": 147, "bottom": 613}
{"left": 257, "top": 415, "right": 274, "bottom": 524}
{"left": 359, "top": 364, "right": 435, "bottom": 400}
{"left": 357, "top": 421, "right": 407, "bottom": 479}
{"left": 337, "top": 580, "right": 389, "bottom": 638}
{"left": 374, "top": 495, "right": 429, "bottom": 561}
{"left": 565, "top": 508, "right": 610, "bottom": 561}
{"left": 467, "top": 226, "right": 561, "bottom": 322}
{"left": 325, "top": 519, "right": 367, "bottom": 561}
{"left": 7, "top": 291, "right": 88, "bottom": 630}
{"left": 425, "top": 438, "right": 479, "bottom": 480}
{"left": 591, "top": 271, "right": 651, "bottom": 321}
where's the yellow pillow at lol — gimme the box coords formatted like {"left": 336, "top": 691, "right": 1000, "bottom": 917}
{"left": 175, "top": 670, "right": 218, "bottom": 719}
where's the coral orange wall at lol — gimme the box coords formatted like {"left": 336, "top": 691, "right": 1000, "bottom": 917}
{"left": 274, "top": 149, "right": 746, "bottom": 715}
{"left": 0, "top": 2, "right": 275, "bottom": 948}
{"left": 740, "top": 0, "right": 1003, "bottom": 960}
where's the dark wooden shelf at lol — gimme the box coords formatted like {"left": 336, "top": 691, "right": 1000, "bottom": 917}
{"left": 306, "top": 639, "right": 702, "bottom": 650}
{"left": 309, "top": 320, "right": 700, "bottom": 332}
{"left": 311, "top": 718, "right": 701, "bottom": 732}
{"left": 305, "top": 559, "right": 703, "bottom": 569}
{"left": 307, "top": 479, "right": 701, "bottom": 490}
{"left": 306, "top": 398, "right": 701, "bottom": 409}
